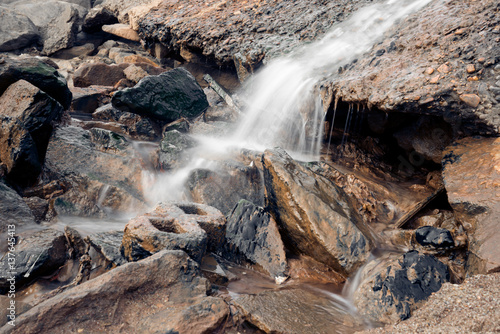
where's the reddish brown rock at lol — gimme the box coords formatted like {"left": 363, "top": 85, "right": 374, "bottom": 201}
{"left": 442, "top": 137, "right": 500, "bottom": 274}
{"left": 459, "top": 93, "right": 481, "bottom": 108}
{"left": 73, "top": 62, "right": 129, "bottom": 88}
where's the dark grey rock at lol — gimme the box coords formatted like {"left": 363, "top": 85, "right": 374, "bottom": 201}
{"left": 0, "top": 229, "right": 67, "bottom": 294}
{"left": 0, "top": 180, "right": 36, "bottom": 233}
{"left": 89, "top": 128, "right": 130, "bottom": 153}
{"left": 112, "top": 68, "right": 209, "bottom": 123}
{"left": 157, "top": 130, "right": 197, "bottom": 170}
{"left": 0, "top": 6, "right": 39, "bottom": 52}
{"left": 82, "top": 7, "right": 118, "bottom": 32}
{"left": 226, "top": 200, "right": 287, "bottom": 279}
{"left": 22, "top": 197, "right": 49, "bottom": 224}
{"left": 87, "top": 230, "right": 127, "bottom": 267}
{"left": 415, "top": 226, "right": 454, "bottom": 249}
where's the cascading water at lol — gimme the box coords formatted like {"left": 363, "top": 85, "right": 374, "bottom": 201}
{"left": 145, "top": 0, "right": 433, "bottom": 205}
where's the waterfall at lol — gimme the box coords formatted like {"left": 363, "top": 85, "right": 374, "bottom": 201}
{"left": 145, "top": 0, "right": 433, "bottom": 204}
{"left": 232, "top": 0, "right": 433, "bottom": 159}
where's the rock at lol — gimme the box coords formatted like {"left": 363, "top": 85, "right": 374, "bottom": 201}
{"left": 0, "top": 228, "right": 67, "bottom": 294}
{"left": 82, "top": 7, "right": 118, "bottom": 33}
{"left": 415, "top": 226, "right": 454, "bottom": 249}
{"left": 64, "top": 225, "right": 87, "bottom": 258}
{"left": 0, "top": 6, "right": 39, "bottom": 52}
{"left": 43, "top": 126, "right": 144, "bottom": 217}
{"left": 22, "top": 196, "right": 50, "bottom": 223}
{"left": 233, "top": 288, "right": 366, "bottom": 334}
{"left": 123, "top": 64, "right": 148, "bottom": 83}
{"left": 0, "top": 180, "right": 36, "bottom": 233}
{"left": 88, "top": 128, "right": 129, "bottom": 154}
{"left": 112, "top": 67, "right": 209, "bottom": 123}
{"left": 262, "top": 148, "right": 371, "bottom": 276}
{"left": 442, "top": 137, "right": 500, "bottom": 274}
{"left": 51, "top": 43, "right": 95, "bottom": 59}
{"left": 0, "top": 55, "right": 72, "bottom": 109}
{"left": 102, "top": 23, "right": 140, "bottom": 41}
{"left": 70, "top": 85, "right": 113, "bottom": 113}
{"left": 187, "top": 157, "right": 265, "bottom": 216}
{"left": 0, "top": 117, "right": 41, "bottom": 186}
{"left": 157, "top": 130, "right": 197, "bottom": 170}
{"left": 92, "top": 103, "right": 157, "bottom": 140}
{"left": 226, "top": 200, "right": 287, "bottom": 280}
{"left": 1, "top": 250, "right": 229, "bottom": 334}
{"left": 13, "top": 1, "right": 88, "bottom": 55}
{"left": 459, "top": 93, "right": 481, "bottom": 108}
{"left": 87, "top": 230, "right": 127, "bottom": 267}
{"left": 353, "top": 251, "right": 449, "bottom": 324}
{"left": 0, "top": 79, "right": 64, "bottom": 162}
{"left": 73, "top": 62, "right": 129, "bottom": 87}
{"left": 121, "top": 202, "right": 225, "bottom": 262}
{"left": 357, "top": 273, "right": 500, "bottom": 334}
{"left": 0, "top": 295, "right": 32, "bottom": 328}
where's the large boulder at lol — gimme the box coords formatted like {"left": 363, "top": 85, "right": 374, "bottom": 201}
{"left": 1, "top": 250, "right": 229, "bottom": 334}
{"left": 12, "top": 1, "right": 87, "bottom": 55}
{"left": 0, "top": 180, "right": 36, "bottom": 233}
{"left": 0, "top": 79, "right": 64, "bottom": 161}
{"left": 0, "top": 229, "right": 67, "bottom": 294}
{"left": 262, "top": 148, "right": 371, "bottom": 276}
{"left": 121, "top": 202, "right": 225, "bottom": 262}
{"left": 353, "top": 251, "right": 450, "bottom": 324}
{"left": 0, "top": 55, "right": 72, "bottom": 109}
{"left": 112, "top": 67, "right": 209, "bottom": 123}
{"left": 226, "top": 200, "right": 287, "bottom": 280}
{"left": 0, "top": 6, "right": 39, "bottom": 52}
{"left": 43, "top": 126, "right": 145, "bottom": 217}
{"left": 442, "top": 137, "right": 500, "bottom": 274}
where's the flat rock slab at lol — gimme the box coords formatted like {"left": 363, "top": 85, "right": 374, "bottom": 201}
{"left": 442, "top": 137, "right": 500, "bottom": 274}
{"left": 233, "top": 288, "right": 366, "bottom": 334}
{"left": 0, "top": 250, "right": 229, "bottom": 334}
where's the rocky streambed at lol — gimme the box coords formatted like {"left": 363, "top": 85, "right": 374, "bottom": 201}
{"left": 1, "top": 0, "right": 499, "bottom": 333}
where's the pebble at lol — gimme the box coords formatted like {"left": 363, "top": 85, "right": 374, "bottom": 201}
{"left": 425, "top": 67, "right": 434, "bottom": 75}
{"left": 429, "top": 75, "right": 440, "bottom": 84}
{"left": 459, "top": 93, "right": 481, "bottom": 107}
{"left": 437, "top": 63, "right": 450, "bottom": 73}
{"left": 466, "top": 64, "right": 476, "bottom": 73}
{"left": 467, "top": 76, "right": 479, "bottom": 81}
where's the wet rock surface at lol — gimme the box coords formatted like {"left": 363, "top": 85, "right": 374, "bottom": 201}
{"left": 157, "top": 129, "right": 197, "bottom": 170}
{"left": 226, "top": 200, "right": 287, "bottom": 280}
{"left": 87, "top": 230, "right": 127, "bottom": 267}
{"left": 0, "top": 250, "right": 229, "bottom": 334}
{"left": 0, "top": 228, "right": 67, "bottom": 294}
{"left": 0, "top": 180, "right": 36, "bottom": 233}
{"left": 354, "top": 251, "right": 450, "bottom": 324}
{"left": 358, "top": 273, "right": 500, "bottom": 334}
{"left": 263, "top": 148, "right": 371, "bottom": 276}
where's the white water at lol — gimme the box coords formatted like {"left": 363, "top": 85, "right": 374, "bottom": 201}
{"left": 145, "top": 0, "right": 433, "bottom": 204}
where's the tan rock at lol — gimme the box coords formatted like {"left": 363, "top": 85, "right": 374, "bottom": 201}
{"left": 437, "top": 63, "right": 450, "bottom": 73}
{"left": 122, "top": 54, "right": 159, "bottom": 67}
{"left": 425, "top": 67, "right": 434, "bottom": 75}
{"left": 459, "top": 93, "right": 480, "bottom": 107}
{"left": 102, "top": 23, "right": 140, "bottom": 41}
{"left": 123, "top": 64, "right": 148, "bottom": 83}
{"left": 429, "top": 75, "right": 440, "bottom": 84}
{"left": 466, "top": 64, "right": 476, "bottom": 73}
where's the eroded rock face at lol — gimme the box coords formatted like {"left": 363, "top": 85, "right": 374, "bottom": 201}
{"left": 12, "top": 1, "right": 87, "bottom": 56}
{"left": 262, "top": 148, "right": 371, "bottom": 276}
{"left": 442, "top": 137, "right": 500, "bottom": 274}
{"left": 0, "top": 229, "right": 67, "bottom": 294}
{"left": 1, "top": 250, "right": 229, "bottom": 334}
{"left": 121, "top": 202, "right": 225, "bottom": 262}
{"left": 323, "top": 0, "right": 500, "bottom": 135}
{"left": 0, "top": 55, "right": 72, "bottom": 109}
{"left": 226, "top": 200, "right": 287, "bottom": 279}
{"left": 354, "top": 251, "right": 449, "bottom": 324}
{"left": 111, "top": 67, "right": 209, "bottom": 123}
{"left": 0, "top": 6, "right": 39, "bottom": 52}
